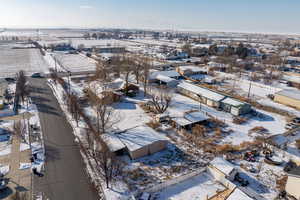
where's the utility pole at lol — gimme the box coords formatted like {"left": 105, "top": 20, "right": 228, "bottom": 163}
{"left": 247, "top": 81, "right": 252, "bottom": 99}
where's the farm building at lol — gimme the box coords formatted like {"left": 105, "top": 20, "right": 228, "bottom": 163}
{"left": 93, "top": 46, "right": 126, "bottom": 54}
{"left": 177, "top": 81, "right": 226, "bottom": 108}
{"left": 285, "top": 165, "right": 300, "bottom": 200}
{"left": 172, "top": 111, "right": 209, "bottom": 131}
{"left": 155, "top": 74, "right": 179, "bottom": 87}
{"left": 274, "top": 89, "right": 300, "bottom": 110}
{"left": 220, "top": 97, "right": 252, "bottom": 116}
{"left": 101, "top": 125, "right": 168, "bottom": 159}
{"left": 176, "top": 65, "right": 207, "bottom": 76}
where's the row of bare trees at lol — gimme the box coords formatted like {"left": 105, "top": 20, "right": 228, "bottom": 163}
{"left": 54, "top": 76, "right": 122, "bottom": 189}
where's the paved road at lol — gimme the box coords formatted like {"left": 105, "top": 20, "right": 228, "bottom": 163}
{"left": 29, "top": 78, "right": 99, "bottom": 200}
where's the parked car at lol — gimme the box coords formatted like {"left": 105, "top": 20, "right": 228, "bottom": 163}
{"left": 31, "top": 72, "right": 44, "bottom": 78}
{"left": 234, "top": 173, "right": 249, "bottom": 187}
{"left": 0, "top": 178, "right": 8, "bottom": 191}
{"left": 292, "top": 117, "right": 300, "bottom": 124}
{"left": 285, "top": 123, "right": 298, "bottom": 130}
{"left": 4, "top": 77, "right": 16, "bottom": 83}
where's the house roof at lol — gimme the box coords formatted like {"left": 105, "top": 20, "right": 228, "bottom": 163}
{"left": 172, "top": 117, "right": 193, "bottom": 127}
{"left": 177, "top": 81, "right": 226, "bottom": 102}
{"left": 288, "top": 166, "right": 300, "bottom": 177}
{"left": 116, "top": 125, "right": 168, "bottom": 152}
{"left": 101, "top": 133, "right": 126, "bottom": 152}
{"left": 178, "top": 65, "right": 205, "bottom": 73}
{"left": 149, "top": 70, "right": 180, "bottom": 80}
{"left": 221, "top": 97, "right": 247, "bottom": 107}
{"left": 227, "top": 188, "right": 253, "bottom": 200}
{"left": 210, "top": 157, "right": 236, "bottom": 176}
{"left": 185, "top": 111, "right": 209, "bottom": 123}
{"left": 276, "top": 89, "right": 300, "bottom": 101}
{"left": 156, "top": 74, "right": 177, "bottom": 83}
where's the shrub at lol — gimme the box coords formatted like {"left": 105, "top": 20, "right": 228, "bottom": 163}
{"left": 192, "top": 124, "right": 206, "bottom": 137}
{"left": 146, "top": 120, "right": 160, "bottom": 130}
{"left": 233, "top": 117, "right": 247, "bottom": 124}
{"left": 296, "top": 139, "right": 300, "bottom": 150}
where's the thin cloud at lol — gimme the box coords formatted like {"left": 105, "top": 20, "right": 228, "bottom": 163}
{"left": 79, "top": 5, "right": 93, "bottom": 9}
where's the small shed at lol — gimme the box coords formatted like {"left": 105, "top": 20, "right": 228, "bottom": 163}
{"left": 221, "top": 97, "right": 252, "bottom": 116}
{"left": 209, "top": 157, "right": 239, "bottom": 182}
{"left": 172, "top": 111, "right": 209, "bottom": 130}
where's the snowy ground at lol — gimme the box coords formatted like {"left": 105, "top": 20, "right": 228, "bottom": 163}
{"left": 156, "top": 172, "right": 225, "bottom": 200}
{"left": 168, "top": 93, "right": 287, "bottom": 145}
{"left": 0, "top": 43, "right": 50, "bottom": 77}
{"left": 53, "top": 52, "right": 96, "bottom": 72}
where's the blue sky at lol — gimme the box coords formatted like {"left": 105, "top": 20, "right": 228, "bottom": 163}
{"left": 0, "top": 0, "right": 299, "bottom": 34}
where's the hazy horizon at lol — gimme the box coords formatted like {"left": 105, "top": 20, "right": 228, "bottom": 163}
{"left": 1, "top": 0, "right": 300, "bottom": 35}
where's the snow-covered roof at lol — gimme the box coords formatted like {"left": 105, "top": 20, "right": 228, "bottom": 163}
{"left": 276, "top": 89, "right": 300, "bottom": 101}
{"left": 227, "top": 188, "right": 253, "bottom": 200}
{"left": 149, "top": 70, "right": 180, "bottom": 80}
{"left": 116, "top": 125, "right": 167, "bottom": 152}
{"left": 185, "top": 111, "right": 209, "bottom": 123}
{"left": 156, "top": 74, "right": 177, "bottom": 83}
{"left": 221, "top": 97, "right": 247, "bottom": 107}
{"left": 172, "top": 117, "right": 193, "bottom": 127}
{"left": 101, "top": 133, "right": 126, "bottom": 152}
{"left": 178, "top": 65, "right": 205, "bottom": 73}
{"left": 210, "top": 157, "right": 236, "bottom": 176}
{"left": 177, "top": 82, "right": 225, "bottom": 101}
{"left": 283, "top": 75, "right": 300, "bottom": 84}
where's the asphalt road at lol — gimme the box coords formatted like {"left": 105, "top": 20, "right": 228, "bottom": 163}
{"left": 29, "top": 78, "right": 99, "bottom": 200}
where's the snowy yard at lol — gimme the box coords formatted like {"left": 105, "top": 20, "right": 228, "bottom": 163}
{"left": 168, "top": 93, "right": 287, "bottom": 145}
{"left": 156, "top": 172, "right": 225, "bottom": 200}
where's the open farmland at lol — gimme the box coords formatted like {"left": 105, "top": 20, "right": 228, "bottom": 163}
{"left": 0, "top": 42, "right": 49, "bottom": 77}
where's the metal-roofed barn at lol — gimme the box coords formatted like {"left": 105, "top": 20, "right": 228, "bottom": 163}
{"left": 274, "top": 89, "right": 300, "bottom": 110}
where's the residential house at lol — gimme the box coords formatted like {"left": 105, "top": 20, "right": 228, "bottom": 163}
{"left": 176, "top": 65, "right": 207, "bottom": 76}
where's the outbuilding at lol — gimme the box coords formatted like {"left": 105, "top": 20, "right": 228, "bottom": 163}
{"left": 285, "top": 165, "right": 300, "bottom": 200}
{"left": 274, "top": 89, "right": 300, "bottom": 110}
{"left": 102, "top": 125, "right": 168, "bottom": 159}
{"left": 220, "top": 97, "right": 252, "bottom": 116}
{"left": 177, "top": 81, "right": 226, "bottom": 108}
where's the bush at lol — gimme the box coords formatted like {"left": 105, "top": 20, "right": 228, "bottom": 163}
{"left": 249, "top": 126, "right": 268, "bottom": 135}
{"left": 146, "top": 120, "right": 160, "bottom": 130}
{"left": 296, "top": 139, "right": 300, "bottom": 150}
{"left": 192, "top": 125, "right": 206, "bottom": 137}
{"left": 233, "top": 117, "right": 247, "bottom": 124}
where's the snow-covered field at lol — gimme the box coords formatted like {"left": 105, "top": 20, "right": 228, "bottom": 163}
{"left": 53, "top": 52, "right": 96, "bottom": 72}
{"left": 0, "top": 43, "right": 50, "bottom": 77}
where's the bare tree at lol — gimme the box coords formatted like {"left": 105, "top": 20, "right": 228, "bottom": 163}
{"left": 149, "top": 86, "right": 173, "bottom": 114}
{"left": 120, "top": 55, "right": 135, "bottom": 95}
{"left": 94, "top": 143, "right": 122, "bottom": 188}
{"left": 68, "top": 94, "right": 81, "bottom": 127}
{"left": 13, "top": 121, "right": 26, "bottom": 142}
{"left": 141, "top": 57, "right": 151, "bottom": 97}
{"left": 16, "top": 70, "right": 30, "bottom": 104}
{"left": 3, "top": 89, "right": 13, "bottom": 104}
{"left": 95, "top": 101, "right": 116, "bottom": 134}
